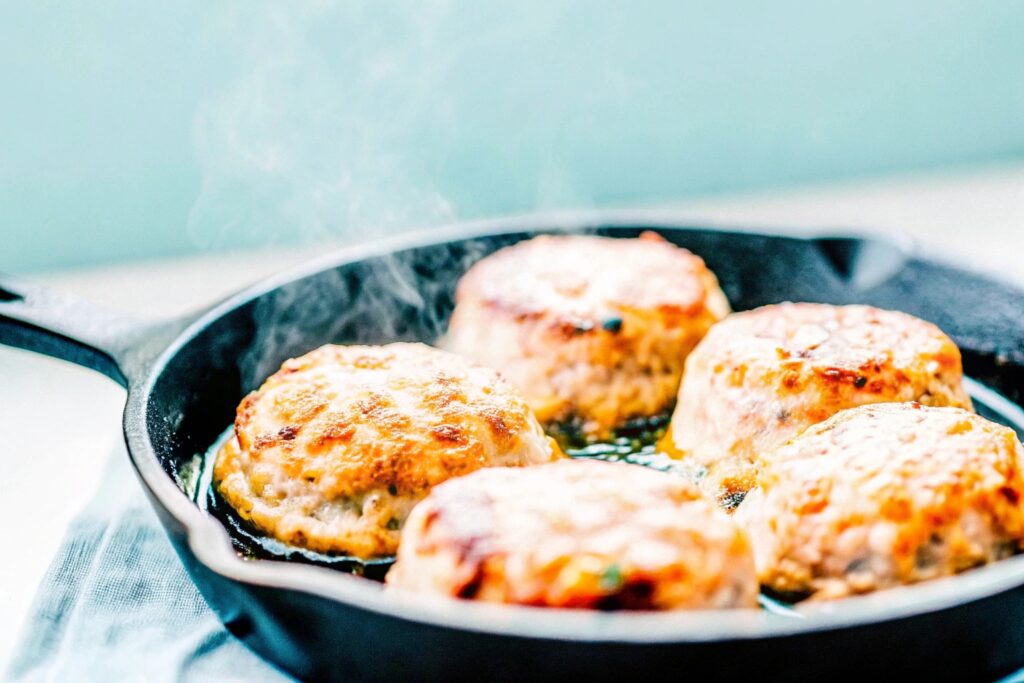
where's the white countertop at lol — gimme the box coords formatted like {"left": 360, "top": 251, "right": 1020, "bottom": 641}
{"left": 1, "top": 163, "right": 1022, "bottom": 668}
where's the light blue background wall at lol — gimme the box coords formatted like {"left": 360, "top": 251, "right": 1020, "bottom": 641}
{"left": 2, "top": 1, "right": 1023, "bottom": 272}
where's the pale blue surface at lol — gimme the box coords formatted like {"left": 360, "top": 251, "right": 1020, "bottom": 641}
{"left": 2, "top": 1, "right": 1023, "bottom": 272}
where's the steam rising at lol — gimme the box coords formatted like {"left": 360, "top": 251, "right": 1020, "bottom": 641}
{"left": 236, "top": 237, "right": 506, "bottom": 389}
{"left": 185, "top": 0, "right": 620, "bottom": 255}
{"left": 187, "top": 1, "right": 461, "bottom": 252}
{"left": 187, "top": 2, "right": 608, "bottom": 388}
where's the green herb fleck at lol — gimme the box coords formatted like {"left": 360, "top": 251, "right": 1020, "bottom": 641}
{"left": 388, "top": 484, "right": 398, "bottom": 496}
{"left": 600, "top": 564, "right": 624, "bottom": 591}
{"left": 386, "top": 518, "right": 401, "bottom": 531}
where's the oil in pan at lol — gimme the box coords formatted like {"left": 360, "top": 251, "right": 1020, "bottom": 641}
{"left": 188, "top": 426, "right": 393, "bottom": 580}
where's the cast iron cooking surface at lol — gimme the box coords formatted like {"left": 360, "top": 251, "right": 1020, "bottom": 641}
{"left": 131, "top": 220, "right": 1024, "bottom": 682}
{"left": 5, "top": 214, "right": 1024, "bottom": 682}
{"left": 139, "top": 222, "right": 1024, "bottom": 682}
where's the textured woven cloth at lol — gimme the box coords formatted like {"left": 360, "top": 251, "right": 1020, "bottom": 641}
{"left": 5, "top": 449, "right": 289, "bottom": 683}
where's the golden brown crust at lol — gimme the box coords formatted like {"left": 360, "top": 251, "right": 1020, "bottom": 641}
{"left": 386, "top": 460, "right": 758, "bottom": 610}
{"left": 661, "top": 303, "right": 972, "bottom": 499}
{"left": 214, "top": 343, "right": 561, "bottom": 558}
{"left": 443, "top": 233, "right": 730, "bottom": 440}
{"left": 734, "top": 403, "right": 1024, "bottom": 599}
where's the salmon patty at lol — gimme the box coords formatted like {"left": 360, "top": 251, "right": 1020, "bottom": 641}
{"left": 734, "top": 403, "right": 1024, "bottom": 600}
{"left": 661, "top": 303, "right": 971, "bottom": 501}
{"left": 214, "top": 343, "right": 561, "bottom": 559}
{"left": 387, "top": 459, "right": 758, "bottom": 610}
{"left": 443, "top": 232, "right": 729, "bottom": 443}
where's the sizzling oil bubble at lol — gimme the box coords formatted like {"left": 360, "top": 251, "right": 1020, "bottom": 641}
{"left": 562, "top": 415, "right": 707, "bottom": 484}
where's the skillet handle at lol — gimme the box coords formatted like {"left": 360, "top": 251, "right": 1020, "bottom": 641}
{"left": 0, "top": 274, "right": 156, "bottom": 387}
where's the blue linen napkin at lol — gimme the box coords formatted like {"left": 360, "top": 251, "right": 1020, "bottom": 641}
{"left": 5, "top": 448, "right": 290, "bottom": 683}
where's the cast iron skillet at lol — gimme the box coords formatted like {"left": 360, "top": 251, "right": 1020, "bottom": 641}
{"left": 3, "top": 212, "right": 1024, "bottom": 682}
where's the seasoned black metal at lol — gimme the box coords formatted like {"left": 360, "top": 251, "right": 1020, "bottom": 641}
{"left": 3, "top": 212, "right": 1024, "bottom": 682}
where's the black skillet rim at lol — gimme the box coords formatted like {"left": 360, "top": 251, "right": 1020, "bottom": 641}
{"left": 123, "top": 209, "right": 1024, "bottom": 644}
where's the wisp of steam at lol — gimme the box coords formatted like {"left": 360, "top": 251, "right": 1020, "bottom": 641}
{"left": 185, "top": 0, "right": 612, "bottom": 255}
